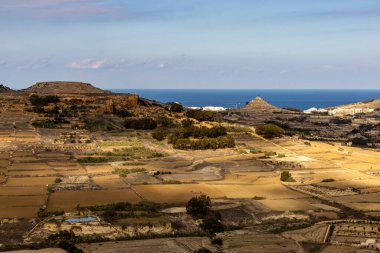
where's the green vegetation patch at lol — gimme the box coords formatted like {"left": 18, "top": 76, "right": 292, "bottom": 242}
{"left": 112, "top": 168, "right": 146, "bottom": 177}
{"left": 163, "top": 179, "right": 182, "bottom": 184}
{"left": 280, "top": 171, "right": 292, "bottom": 182}
{"left": 321, "top": 178, "right": 335, "bottom": 183}
{"left": 99, "top": 146, "right": 166, "bottom": 159}
{"left": 255, "top": 124, "right": 285, "bottom": 139}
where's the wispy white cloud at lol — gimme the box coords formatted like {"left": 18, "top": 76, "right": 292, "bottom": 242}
{"left": 68, "top": 58, "right": 106, "bottom": 69}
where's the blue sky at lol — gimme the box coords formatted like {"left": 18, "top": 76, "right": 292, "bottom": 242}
{"left": 0, "top": 0, "right": 379, "bottom": 89}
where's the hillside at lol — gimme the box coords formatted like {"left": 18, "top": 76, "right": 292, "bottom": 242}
{"left": 0, "top": 84, "right": 13, "bottom": 93}
{"left": 23, "top": 81, "right": 111, "bottom": 94}
{"left": 243, "top": 97, "right": 279, "bottom": 111}
{"left": 330, "top": 98, "right": 380, "bottom": 110}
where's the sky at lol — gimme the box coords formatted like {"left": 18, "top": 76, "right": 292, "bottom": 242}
{"left": 0, "top": 0, "right": 379, "bottom": 89}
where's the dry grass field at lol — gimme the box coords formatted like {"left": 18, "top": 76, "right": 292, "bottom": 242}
{"left": 47, "top": 189, "right": 142, "bottom": 211}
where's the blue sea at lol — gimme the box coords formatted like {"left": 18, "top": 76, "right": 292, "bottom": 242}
{"left": 113, "top": 89, "right": 380, "bottom": 110}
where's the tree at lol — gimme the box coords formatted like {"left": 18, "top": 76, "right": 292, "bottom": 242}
{"left": 255, "top": 124, "right": 285, "bottom": 139}
{"left": 186, "top": 194, "right": 211, "bottom": 219}
{"left": 280, "top": 171, "right": 292, "bottom": 182}
{"left": 200, "top": 215, "right": 224, "bottom": 235}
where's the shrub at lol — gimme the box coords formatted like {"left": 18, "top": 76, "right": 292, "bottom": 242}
{"left": 304, "top": 141, "right": 311, "bottom": 146}
{"left": 163, "top": 179, "right": 182, "bottom": 184}
{"left": 124, "top": 118, "right": 157, "bottom": 130}
{"left": 152, "top": 127, "right": 167, "bottom": 141}
{"left": 194, "top": 249, "right": 212, "bottom": 253}
{"left": 186, "top": 110, "right": 221, "bottom": 122}
{"left": 112, "top": 168, "right": 146, "bottom": 177}
{"left": 194, "top": 248, "right": 213, "bottom": 253}
{"left": 32, "top": 120, "right": 58, "bottom": 129}
{"left": 83, "top": 116, "right": 111, "bottom": 132}
{"left": 255, "top": 124, "right": 285, "bottom": 139}
{"left": 200, "top": 215, "right": 224, "bottom": 235}
{"left": 29, "top": 95, "right": 59, "bottom": 106}
{"left": 186, "top": 194, "right": 211, "bottom": 219}
{"left": 114, "top": 109, "right": 134, "bottom": 117}
{"left": 77, "top": 157, "right": 111, "bottom": 163}
{"left": 321, "top": 178, "right": 335, "bottom": 182}
{"left": 211, "top": 237, "right": 223, "bottom": 246}
{"left": 280, "top": 171, "right": 292, "bottom": 182}
{"left": 181, "top": 119, "right": 194, "bottom": 127}
{"left": 55, "top": 178, "right": 62, "bottom": 184}
{"left": 166, "top": 102, "right": 184, "bottom": 112}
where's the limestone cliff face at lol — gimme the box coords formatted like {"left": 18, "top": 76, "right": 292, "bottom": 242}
{"left": 23, "top": 81, "right": 112, "bottom": 94}
{"left": 103, "top": 94, "right": 140, "bottom": 113}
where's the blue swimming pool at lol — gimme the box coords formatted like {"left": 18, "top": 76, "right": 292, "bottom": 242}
{"left": 65, "top": 216, "right": 97, "bottom": 223}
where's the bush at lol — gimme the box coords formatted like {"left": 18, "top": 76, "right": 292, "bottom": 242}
{"left": 152, "top": 127, "right": 167, "bottom": 141}
{"left": 32, "top": 120, "right": 58, "bottom": 129}
{"left": 321, "top": 178, "right": 335, "bottom": 182}
{"left": 163, "top": 179, "right": 182, "bottom": 184}
{"left": 55, "top": 178, "right": 62, "bottom": 184}
{"left": 186, "top": 194, "right": 211, "bottom": 219}
{"left": 112, "top": 168, "right": 146, "bottom": 177}
{"left": 77, "top": 157, "right": 111, "bottom": 163}
{"left": 280, "top": 171, "right": 292, "bottom": 182}
{"left": 83, "top": 116, "right": 111, "bottom": 132}
{"left": 194, "top": 248, "right": 213, "bottom": 253}
{"left": 166, "top": 102, "right": 184, "bottom": 112}
{"left": 211, "top": 237, "right": 223, "bottom": 246}
{"left": 186, "top": 110, "right": 221, "bottom": 122}
{"left": 255, "top": 124, "right": 285, "bottom": 139}
{"left": 200, "top": 215, "right": 224, "bottom": 235}
{"left": 124, "top": 118, "right": 157, "bottom": 130}
{"left": 182, "top": 119, "right": 194, "bottom": 127}
{"left": 29, "top": 95, "right": 59, "bottom": 106}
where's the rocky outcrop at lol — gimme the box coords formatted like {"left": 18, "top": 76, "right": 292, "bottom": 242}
{"left": 23, "top": 81, "right": 112, "bottom": 94}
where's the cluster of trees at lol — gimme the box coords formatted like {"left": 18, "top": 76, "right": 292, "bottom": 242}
{"left": 124, "top": 118, "right": 157, "bottom": 130}
{"left": 167, "top": 125, "right": 235, "bottom": 150}
{"left": 255, "top": 124, "right": 285, "bottom": 139}
{"left": 330, "top": 118, "right": 352, "bottom": 124}
{"left": 170, "top": 125, "right": 227, "bottom": 139}
{"left": 32, "top": 118, "right": 69, "bottom": 129}
{"left": 29, "top": 95, "right": 60, "bottom": 106}
{"left": 84, "top": 115, "right": 114, "bottom": 132}
{"left": 186, "top": 109, "right": 221, "bottom": 122}
{"left": 186, "top": 195, "right": 224, "bottom": 236}
{"left": 170, "top": 135, "right": 235, "bottom": 150}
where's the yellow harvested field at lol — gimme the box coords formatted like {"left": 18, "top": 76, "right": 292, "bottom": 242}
{"left": 258, "top": 198, "right": 317, "bottom": 211}
{"left": 92, "top": 175, "right": 127, "bottom": 188}
{"left": 135, "top": 184, "right": 225, "bottom": 203}
{"left": 0, "top": 206, "right": 39, "bottom": 218}
{"left": 47, "top": 189, "right": 142, "bottom": 211}
{"left": 9, "top": 163, "right": 52, "bottom": 171}
{"left": 47, "top": 162, "right": 79, "bottom": 167}
{"left": 0, "top": 186, "right": 46, "bottom": 196}
{"left": 5, "top": 177, "right": 56, "bottom": 186}
{"left": 84, "top": 165, "right": 114, "bottom": 174}
{"left": 0, "top": 195, "right": 45, "bottom": 208}
{"left": 331, "top": 192, "right": 380, "bottom": 206}
{"left": 7, "top": 170, "right": 56, "bottom": 177}
{"left": 209, "top": 183, "right": 308, "bottom": 199}
{"left": 344, "top": 203, "right": 380, "bottom": 211}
